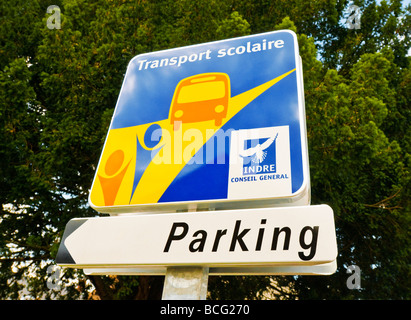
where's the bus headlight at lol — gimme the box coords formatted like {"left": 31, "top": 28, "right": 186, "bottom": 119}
{"left": 215, "top": 105, "right": 224, "bottom": 113}
{"left": 174, "top": 110, "right": 183, "bottom": 118}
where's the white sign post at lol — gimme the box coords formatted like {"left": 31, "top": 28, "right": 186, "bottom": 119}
{"left": 162, "top": 266, "right": 209, "bottom": 300}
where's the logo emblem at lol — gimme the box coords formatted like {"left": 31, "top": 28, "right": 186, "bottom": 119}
{"left": 241, "top": 133, "right": 278, "bottom": 175}
{"left": 228, "top": 126, "right": 291, "bottom": 200}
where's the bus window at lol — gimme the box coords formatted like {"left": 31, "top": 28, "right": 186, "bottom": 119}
{"left": 177, "top": 81, "right": 226, "bottom": 104}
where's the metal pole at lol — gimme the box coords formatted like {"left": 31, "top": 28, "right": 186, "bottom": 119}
{"left": 162, "top": 266, "right": 209, "bottom": 300}
{"left": 162, "top": 206, "right": 209, "bottom": 300}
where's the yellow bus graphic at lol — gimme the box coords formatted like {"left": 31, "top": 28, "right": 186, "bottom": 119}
{"left": 169, "top": 73, "right": 230, "bottom": 130}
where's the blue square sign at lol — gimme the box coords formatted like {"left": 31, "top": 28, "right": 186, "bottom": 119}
{"left": 89, "top": 30, "right": 310, "bottom": 213}
{"left": 242, "top": 136, "right": 277, "bottom": 176}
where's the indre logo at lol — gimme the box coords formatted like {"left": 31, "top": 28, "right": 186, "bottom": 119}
{"left": 228, "top": 126, "right": 292, "bottom": 200}
{"left": 241, "top": 133, "right": 278, "bottom": 176}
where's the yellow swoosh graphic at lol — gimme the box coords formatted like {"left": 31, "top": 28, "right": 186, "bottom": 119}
{"left": 129, "top": 68, "right": 296, "bottom": 205}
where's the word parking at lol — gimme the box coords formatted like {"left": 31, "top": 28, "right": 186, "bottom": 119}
{"left": 164, "top": 218, "right": 320, "bottom": 261}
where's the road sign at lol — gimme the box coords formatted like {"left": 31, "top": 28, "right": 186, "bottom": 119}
{"left": 88, "top": 30, "right": 310, "bottom": 214}
{"left": 56, "top": 204, "right": 337, "bottom": 273}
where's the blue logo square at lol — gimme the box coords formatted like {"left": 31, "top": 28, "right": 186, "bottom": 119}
{"left": 242, "top": 137, "right": 277, "bottom": 175}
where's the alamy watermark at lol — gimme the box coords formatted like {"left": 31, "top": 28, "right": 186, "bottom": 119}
{"left": 147, "top": 124, "right": 234, "bottom": 165}
{"left": 46, "top": 263, "right": 363, "bottom": 292}
{"left": 346, "top": 5, "right": 361, "bottom": 29}
{"left": 135, "top": 124, "right": 280, "bottom": 167}
{"left": 346, "top": 265, "right": 361, "bottom": 290}
{"left": 46, "top": 265, "right": 62, "bottom": 291}
{"left": 47, "top": 5, "right": 61, "bottom": 30}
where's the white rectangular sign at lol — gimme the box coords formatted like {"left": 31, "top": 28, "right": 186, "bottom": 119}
{"left": 56, "top": 205, "right": 337, "bottom": 272}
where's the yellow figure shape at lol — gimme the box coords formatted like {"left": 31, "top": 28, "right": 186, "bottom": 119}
{"left": 98, "top": 149, "right": 131, "bottom": 206}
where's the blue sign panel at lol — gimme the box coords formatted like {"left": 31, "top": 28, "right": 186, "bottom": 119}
{"left": 89, "top": 30, "right": 310, "bottom": 213}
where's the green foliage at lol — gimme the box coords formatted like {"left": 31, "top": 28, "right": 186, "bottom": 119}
{"left": 216, "top": 11, "right": 251, "bottom": 40}
{"left": 208, "top": 276, "right": 272, "bottom": 300}
{"left": 305, "top": 48, "right": 410, "bottom": 299}
{"left": 1, "top": 0, "right": 409, "bottom": 300}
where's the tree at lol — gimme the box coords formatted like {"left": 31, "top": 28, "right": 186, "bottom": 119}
{"left": 301, "top": 50, "right": 410, "bottom": 299}
{"left": 1, "top": 0, "right": 409, "bottom": 300}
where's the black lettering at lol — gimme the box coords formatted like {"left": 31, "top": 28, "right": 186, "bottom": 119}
{"left": 163, "top": 222, "right": 188, "bottom": 252}
{"left": 189, "top": 230, "right": 207, "bottom": 252}
{"left": 255, "top": 219, "right": 267, "bottom": 251}
{"left": 298, "top": 226, "right": 319, "bottom": 261}
{"left": 271, "top": 227, "right": 291, "bottom": 250}
{"left": 212, "top": 229, "right": 227, "bottom": 252}
{"left": 229, "top": 220, "right": 250, "bottom": 251}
